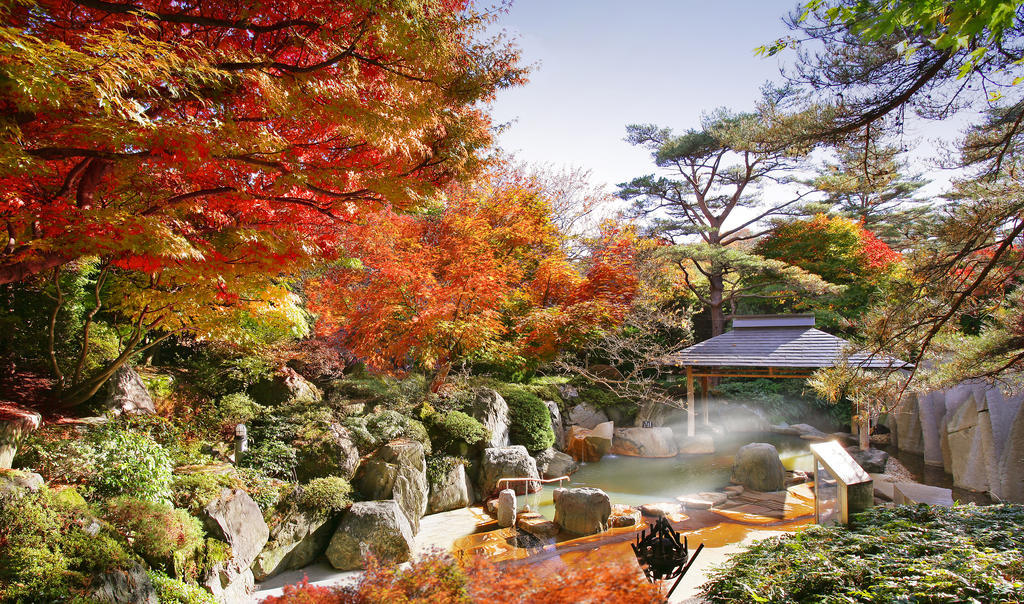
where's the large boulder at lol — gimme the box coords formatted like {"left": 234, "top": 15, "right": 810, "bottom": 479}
{"left": 326, "top": 500, "right": 414, "bottom": 570}
{"left": 565, "top": 421, "right": 613, "bottom": 462}
{"left": 730, "top": 443, "right": 786, "bottom": 492}
{"left": 103, "top": 365, "right": 155, "bottom": 415}
{"left": 250, "top": 366, "right": 322, "bottom": 407}
{"left": 89, "top": 563, "right": 157, "bottom": 604}
{"left": 0, "top": 406, "right": 41, "bottom": 469}
{"left": 534, "top": 448, "right": 579, "bottom": 479}
{"left": 252, "top": 505, "right": 340, "bottom": 581}
{"left": 201, "top": 489, "right": 269, "bottom": 570}
{"left": 611, "top": 427, "right": 678, "bottom": 458}
{"left": 479, "top": 446, "right": 540, "bottom": 496}
{"left": 567, "top": 403, "right": 609, "bottom": 430}
{"left": 355, "top": 439, "right": 428, "bottom": 534}
{"left": 946, "top": 393, "right": 997, "bottom": 492}
{"left": 427, "top": 462, "right": 473, "bottom": 514}
{"left": 553, "top": 487, "right": 611, "bottom": 535}
{"left": 544, "top": 400, "right": 565, "bottom": 450}
{"left": 999, "top": 403, "right": 1024, "bottom": 503}
{"left": 845, "top": 446, "right": 889, "bottom": 474}
{"left": 200, "top": 489, "right": 268, "bottom": 603}
{"left": 471, "top": 389, "right": 510, "bottom": 449}
{"left": 295, "top": 423, "right": 360, "bottom": 482}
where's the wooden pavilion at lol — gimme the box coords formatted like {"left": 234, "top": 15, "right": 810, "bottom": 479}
{"left": 659, "top": 314, "right": 909, "bottom": 436}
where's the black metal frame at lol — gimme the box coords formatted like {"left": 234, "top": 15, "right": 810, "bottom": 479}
{"left": 631, "top": 516, "right": 704, "bottom": 600}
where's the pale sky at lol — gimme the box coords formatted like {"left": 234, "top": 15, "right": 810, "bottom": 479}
{"left": 488, "top": 0, "right": 958, "bottom": 205}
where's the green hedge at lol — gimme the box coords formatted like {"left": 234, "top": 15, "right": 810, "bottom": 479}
{"left": 702, "top": 504, "right": 1024, "bottom": 603}
{"left": 496, "top": 385, "right": 555, "bottom": 454}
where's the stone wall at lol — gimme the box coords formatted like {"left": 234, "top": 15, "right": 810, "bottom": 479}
{"left": 887, "top": 383, "right": 1024, "bottom": 502}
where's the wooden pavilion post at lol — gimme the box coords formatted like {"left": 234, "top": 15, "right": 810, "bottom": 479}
{"left": 700, "top": 376, "right": 710, "bottom": 426}
{"left": 685, "top": 366, "right": 695, "bottom": 437}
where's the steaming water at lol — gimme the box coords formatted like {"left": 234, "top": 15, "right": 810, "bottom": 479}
{"left": 520, "top": 433, "right": 814, "bottom": 519}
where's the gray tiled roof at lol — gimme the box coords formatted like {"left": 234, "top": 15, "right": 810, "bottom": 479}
{"left": 661, "top": 326, "right": 909, "bottom": 369}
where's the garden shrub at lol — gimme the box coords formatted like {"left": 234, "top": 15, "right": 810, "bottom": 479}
{"left": 148, "top": 570, "right": 217, "bottom": 604}
{"left": 18, "top": 421, "right": 174, "bottom": 502}
{"left": 0, "top": 488, "right": 136, "bottom": 601}
{"left": 294, "top": 476, "right": 352, "bottom": 518}
{"left": 496, "top": 385, "right": 555, "bottom": 454}
{"left": 424, "top": 409, "right": 488, "bottom": 454}
{"left": 714, "top": 377, "right": 851, "bottom": 428}
{"left": 343, "top": 410, "right": 430, "bottom": 454}
{"left": 217, "top": 392, "right": 263, "bottom": 426}
{"left": 241, "top": 437, "right": 298, "bottom": 479}
{"left": 101, "top": 497, "right": 205, "bottom": 570}
{"left": 701, "top": 504, "right": 1024, "bottom": 603}
{"left": 236, "top": 467, "right": 288, "bottom": 512}
{"left": 329, "top": 372, "right": 428, "bottom": 410}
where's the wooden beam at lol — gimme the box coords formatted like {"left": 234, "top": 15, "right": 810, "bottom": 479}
{"left": 686, "top": 366, "right": 695, "bottom": 437}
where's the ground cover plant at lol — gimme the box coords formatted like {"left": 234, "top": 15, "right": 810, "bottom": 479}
{"left": 701, "top": 504, "right": 1024, "bottom": 603}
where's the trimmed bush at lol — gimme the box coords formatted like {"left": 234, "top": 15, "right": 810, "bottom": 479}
{"left": 702, "top": 504, "right": 1024, "bottom": 603}
{"left": 171, "top": 472, "right": 241, "bottom": 515}
{"left": 425, "top": 454, "right": 468, "bottom": 488}
{"left": 101, "top": 497, "right": 204, "bottom": 570}
{"left": 425, "top": 409, "right": 488, "bottom": 453}
{"left": 496, "top": 385, "right": 555, "bottom": 454}
{"left": 217, "top": 392, "right": 263, "bottom": 426}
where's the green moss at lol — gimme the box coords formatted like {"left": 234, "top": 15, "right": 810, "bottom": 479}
{"left": 171, "top": 473, "right": 240, "bottom": 515}
{"left": 0, "top": 488, "right": 136, "bottom": 601}
{"left": 425, "top": 454, "right": 468, "bottom": 488}
{"left": 148, "top": 571, "right": 216, "bottom": 604}
{"left": 342, "top": 410, "right": 430, "bottom": 454}
{"left": 702, "top": 504, "right": 1024, "bottom": 603}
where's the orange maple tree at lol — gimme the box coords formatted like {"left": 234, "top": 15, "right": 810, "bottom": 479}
{"left": 307, "top": 171, "right": 639, "bottom": 386}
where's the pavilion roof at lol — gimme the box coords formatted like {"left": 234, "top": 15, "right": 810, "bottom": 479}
{"left": 660, "top": 314, "right": 910, "bottom": 370}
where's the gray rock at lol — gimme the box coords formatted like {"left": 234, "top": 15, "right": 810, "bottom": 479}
{"left": 296, "top": 423, "right": 360, "bottom": 482}
{"left": 326, "top": 500, "right": 414, "bottom": 570}
{"left": 0, "top": 469, "right": 43, "bottom": 503}
{"left": 252, "top": 505, "right": 340, "bottom": 581}
{"left": 0, "top": 408, "right": 42, "bottom": 469}
{"left": 611, "top": 427, "right": 678, "bottom": 458}
{"left": 479, "top": 445, "right": 539, "bottom": 496}
{"left": 947, "top": 393, "right": 1000, "bottom": 493}
{"left": 789, "top": 423, "right": 828, "bottom": 439}
{"left": 203, "top": 565, "right": 254, "bottom": 604}
{"left": 103, "top": 365, "right": 155, "bottom": 415}
{"left": 533, "top": 448, "right": 578, "bottom": 479}
{"left": 496, "top": 488, "right": 516, "bottom": 527}
{"left": 731, "top": 443, "right": 786, "bottom": 492}
{"left": 557, "top": 384, "right": 579, "bottom": 400}
{"left": 89, "top": 563, "right": 157, "bottom": 604}
{"left": 201, "top": 489, "right": 269, "bottom": 571}
{"left": 553, "top": 487, "right": 611, "bottom": 535}
{"left": 472, "top": 389, "right": 510, "bottom": 449}
{"left": 768, "top": 423, "right": 801, "bottom": 436}
{"left": 895, "top": 393, "right": 925, "bottom": 455}
{"left": 427, "top": 462, "right": 473, "bottom": 514}
{"left": 998, "top": 402, "right": 1024, "bottom": 503}
{"left": 251, "top": 366, "right": 322, "bottom": 407}
{"left": 544, "top": 400, "right": 565, "bottom": 450}
{"left": 565, "top": 422, "right": 614, "bottom": 462}
{"left": 567, "top": 403, "right": 609, "bottom": 430}
{"left": 845, "top": 446, "right": 889, "bottom": 474}
{"left": 356, "top": 439, "right": 428, "bottom": 534}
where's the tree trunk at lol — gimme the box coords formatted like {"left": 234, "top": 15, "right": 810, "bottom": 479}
{"left": 429, "top": 360, "right": 452, "bottom": 394}
{"left": 859, "top": 411, "right": 870, "bottom": 452}
{"left": 708, "top": 272, "right": 726, "bottom": 337}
